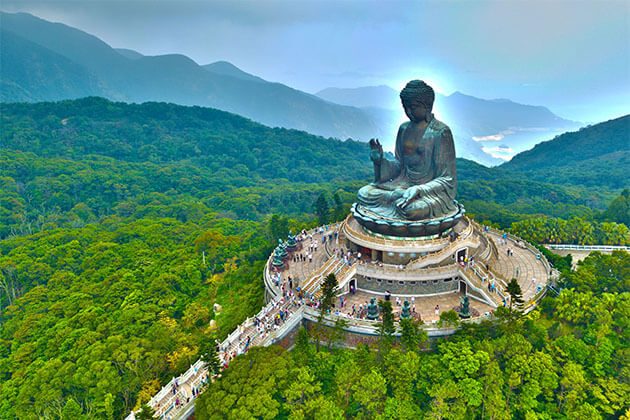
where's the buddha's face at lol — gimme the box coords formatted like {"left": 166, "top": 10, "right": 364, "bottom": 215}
{"left": 403, "top": 99, "right": 429, "bottom": 123}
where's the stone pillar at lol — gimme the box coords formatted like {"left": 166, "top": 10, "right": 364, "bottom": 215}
{"left": 371, "top": 249, "right": 378, "bottom": 261}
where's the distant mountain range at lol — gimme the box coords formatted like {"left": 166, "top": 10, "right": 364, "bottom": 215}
{"left": 0, "top": 12, "right": 381, "bottom": 141}
{"left": 1, "top": 11, "right": 584, "bottom": 166}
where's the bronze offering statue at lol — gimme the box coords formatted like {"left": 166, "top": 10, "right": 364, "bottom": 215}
{"left": 352, "top": 80, "right": 464, "bottom": 237}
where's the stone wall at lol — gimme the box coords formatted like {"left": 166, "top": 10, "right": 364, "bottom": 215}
{"left": 303, "top": 318, "right": 380, "bottom": 348}
{"left": 269, "top": 319, "right": 305, "bottom": 349}
{"left": 356, "top": 274, "right": 460, "bottom": 295}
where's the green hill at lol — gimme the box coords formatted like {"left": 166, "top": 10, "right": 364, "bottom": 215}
{"left": 497, "top": 115, "right": 629, "bottom": 190}
{"left": 0, "top": 97, "right": 614, "bottom": 238}
{"left": 502, "top": 115, "right": 629, "bottom": 171}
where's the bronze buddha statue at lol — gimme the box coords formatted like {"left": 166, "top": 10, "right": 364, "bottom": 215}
{"left": 352, "top": 80, "right": 464, "bottom": 237}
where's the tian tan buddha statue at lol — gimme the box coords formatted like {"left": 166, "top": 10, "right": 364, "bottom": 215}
{"left": 351, "top": 80, "right": 464, "bottom": 237}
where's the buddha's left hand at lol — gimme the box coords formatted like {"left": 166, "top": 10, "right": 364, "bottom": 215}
{"left": 397, "top": 186, "right": 421, "bottom": 209}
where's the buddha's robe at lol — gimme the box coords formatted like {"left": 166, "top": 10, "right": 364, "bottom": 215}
{"left": 357, "top": 115, "right": 457, "bottom": 221}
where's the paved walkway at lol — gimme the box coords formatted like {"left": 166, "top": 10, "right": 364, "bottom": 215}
{"left": 278, "top": 224, "right": 342, "bottom": 291}
{"left": 487, "top": 231, "right": 549, "bottom": 304}
{"left": 144, "top": 294, "right": 307, "bottom": 420}
{"left": 340, "top": 290, "right": 494, "bottom": 324}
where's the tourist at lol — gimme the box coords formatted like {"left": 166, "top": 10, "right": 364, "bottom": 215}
{"left": 435, "top": 304, "right": 440, "bottom": 316}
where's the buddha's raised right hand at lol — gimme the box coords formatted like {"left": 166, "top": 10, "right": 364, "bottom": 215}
{"left": 369, "top": 138, "right": 383, "bottom": 163}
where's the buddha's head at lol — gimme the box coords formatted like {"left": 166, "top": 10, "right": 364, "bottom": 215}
{"left": 400, "top": 80, "right": 434, "bottom": 123}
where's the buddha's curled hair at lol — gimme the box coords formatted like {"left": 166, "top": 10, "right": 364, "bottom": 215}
{"left": 400, "top": 80, "right": 435, "bottom": 110}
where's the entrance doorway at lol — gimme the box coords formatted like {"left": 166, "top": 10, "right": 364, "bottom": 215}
{"left": 349, "top": 278, "right": 356, "bottom": 294}
{"left": 456, "top": 248, "right": 467, "bottom": 264}
{"left": 459, "top": 280, "right": 467, "bottom": 294}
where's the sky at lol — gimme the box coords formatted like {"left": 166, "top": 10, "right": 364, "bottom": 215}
{"left": 2, "top": 0, "right": 629, "bottom": 122}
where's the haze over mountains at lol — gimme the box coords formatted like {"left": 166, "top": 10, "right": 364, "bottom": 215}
{"left": 316, "top": 85, "right": 582, "bottom": 165}
{"left": 0, "top": 11, "right": 585, "bottom": 165}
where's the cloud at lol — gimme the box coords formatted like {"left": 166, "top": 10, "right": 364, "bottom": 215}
{"left": 472, "top": 134, "right": 504, "bottom": 142}
{"left": 482, "top": 145, "right": 515, "bottom": 161}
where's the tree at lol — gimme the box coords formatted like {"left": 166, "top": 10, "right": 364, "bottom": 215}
{"left": 438, "top": 310, "right": 460, "bottom": 328}
{"left": 601, "top": 188, "right": 630, "bottom": 225}
{"left": 268, "top": 214, "right": 290, "bottom": 243}
{"left": 399, "top": 317, "right": 426, "bottom": 353}
{"left": 314, "top": 273, "right": 338, "bottom": 352}
{"left": 332, "top": 192, "right": 345, "bottom": 221}
{"left": 352, "top": 369, "right": 388, "bottom": 418}
{"left": 61, "top": 398, "right": 85, "bottom": 420}
{"left": 506, "top": 278, "right": 524, "bottom": 312}
{"left": 314, "top": 193, "right": 330, "bottom": 225}
{"left": 377, "top": 300, "right": 395, "bottom": 353}
{"left": 292, "top": 326, "right": 313, "bottom": 366}
{"left": 283, "top": 366, "right": 322, "bottom": 417}
{"left": 195, "top": 346, "right": 290, "bottom": 419}
{"left": 199, "top": 339, "right": 221, "bottom": 376}
{"left": 320, "top": 273, "right": 338, "bottom": 314}
{"left": 135, "top": 403, "right": 156, "bottom": 420}
{"left": 327, "top": 317, "right": 348, "bottom": 350}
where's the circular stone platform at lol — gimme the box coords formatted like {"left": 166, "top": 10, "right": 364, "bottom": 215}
{"left": 263, "top": 215, "right": 556, "bottom": 337}
{"left": 351, "top": 202, "right": 465, "bottom": 237}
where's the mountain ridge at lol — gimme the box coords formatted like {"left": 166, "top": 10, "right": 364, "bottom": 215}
{"left": 0, "top": 11, "right": 383, "bottom": 141}
{"left": 0, "top": 11, "right": 586, "bottom": 165}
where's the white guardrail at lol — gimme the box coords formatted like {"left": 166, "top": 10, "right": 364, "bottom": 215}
{"left": 546, "top": 244, "right": 630, "bottom": 252}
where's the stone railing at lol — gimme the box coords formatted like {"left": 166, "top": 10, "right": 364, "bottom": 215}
{"left": 357, "top": 262, "right": 460, "bottom": 281}
{"left": 460, "top": 266, "right": 504, "bottom": 307}
{"left": 302, "top": 257, "right": 344, "bottom": 294}
{"left": 474, "top": 231, "right": 493, "bottom": 262}
{"left": 302, "top": 305, "right": 484, "bottom": 338}
{"left": 407, "top": 233, "right": 479, "bottom": 270}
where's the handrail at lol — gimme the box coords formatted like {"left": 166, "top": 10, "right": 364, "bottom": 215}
{"left": 302, "top": 257, "right": 343, "bottom": 294}
{"left": 357, "top": 261, "right": 460, "bottom": 281}
{"left": 458, "top": 269, "right": 500, "bottom": 308}
{"left": 546, "top": 244, "right": 630, "bottom": 251}
{"left": 407, "top": 234, "right": 480, "bottom": 269}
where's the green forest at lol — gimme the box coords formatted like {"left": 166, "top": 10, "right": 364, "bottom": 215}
{"left": 0, "top": 98, "right": 628, "bottom": 418}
